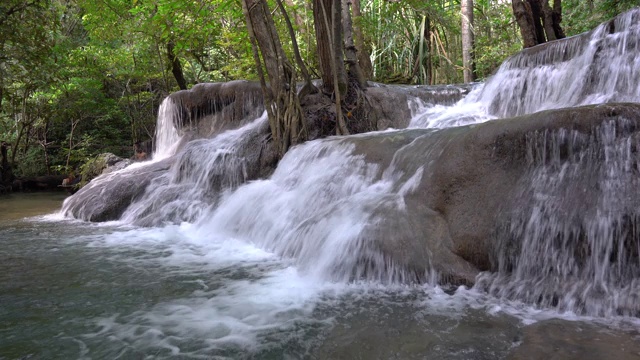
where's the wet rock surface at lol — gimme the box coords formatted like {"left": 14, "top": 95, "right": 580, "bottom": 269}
{"left": 342, "top": 103, "right": 640, "bottom": 284}
{"left": 167, "top": 80, "right": 265, "bottom": 138}
{"left": 62, "top": 159, "right": 172, "bottom": 222}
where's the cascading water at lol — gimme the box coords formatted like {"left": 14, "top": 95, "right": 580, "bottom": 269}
{"left": 476, "top": 119, "right": 640, "bottom": 317}
{"left": 121, "top": 114, "right": 269, "bottom": 226}
{"left": 153, "top": 97, "right": 182, "bottom": 160}
{"left": 411, "top": 8, "right": 640, "bottom": 128}
{"left": 64, "top": 7, "right": 640, "bottom": 319}
{"left": 473, "top": 9, "right": 640, "bottom": 118}
{"left": 192, "top": 134, "right": 430, "bottom": 283}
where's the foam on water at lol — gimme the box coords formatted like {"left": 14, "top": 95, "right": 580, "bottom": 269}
{"left": 408, "top": 91, "right": 496, "bottom": 128}
{"left": 192, "top": 135, "right": 429, "bottom": 283}
{"left": 48, "top": 222, "right": 333, "bottom": 357}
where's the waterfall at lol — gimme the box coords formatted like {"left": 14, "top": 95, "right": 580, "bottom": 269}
{"left": 121, "top": 113, "right": 270, "bottom": 226}
{"left": 153, "top": 98, "right": 182, "bottom": 160}
{"left": 474, "top": 8, "right": 640, "bottom": 118}
{"left": 192, "top": 134, "right": 431, "bottom": 283}
{"left": 62, "top": 8, "right": 640, "bottom": 318}
{"left": 411, "top": 8, "right": 640, "bottom": 129}
{"left": 476, "top": 119, "right": 640, "bottom": 317}
{"left": 454, "top": 8, "right": 640, "bottom": 317}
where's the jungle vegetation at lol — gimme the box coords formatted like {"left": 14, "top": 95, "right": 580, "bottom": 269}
{"left": 0, "top": 0, "right": 637, "bottom": 180}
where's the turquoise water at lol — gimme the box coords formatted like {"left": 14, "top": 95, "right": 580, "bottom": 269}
{"left": 0, "top": 193, "right": 637, "bottom": 359}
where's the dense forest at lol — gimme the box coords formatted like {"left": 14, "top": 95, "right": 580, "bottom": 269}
{"left": 0, "top": 0, "right": 637, "bottom": 185}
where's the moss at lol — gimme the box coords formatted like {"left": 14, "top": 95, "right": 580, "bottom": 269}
{"left": 78, "top": 153, "right": 121, "bottom": 189}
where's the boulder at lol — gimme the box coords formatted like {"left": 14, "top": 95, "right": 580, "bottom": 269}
{"left": 79, "top": 152, "right": 132, "bottom": 188}
{"left": 168, "top": 80, "right": 265, "bottom": 138}
{"left": 62, "top": 159, "right": 172, "bottom": 222}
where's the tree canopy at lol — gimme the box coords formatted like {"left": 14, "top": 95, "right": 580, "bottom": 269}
{"left": 0, "top": 0, "right": 636, "bottom": 183}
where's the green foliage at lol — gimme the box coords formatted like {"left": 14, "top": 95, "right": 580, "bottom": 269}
{"left": 1, "top": 0, "right": 637, "bottom": 180}
{"left": 356, "top": 0, "right": 496, "bottom": 84}
{"left": 563, "top": 0, "right": 639, "bottom": 36}
{"left": 78, "top": 152, "right": 109, "bottom": 188}
{"left": 474, "top": 0, "right": 522, "bottom": 79}
{"left": 12, "top": 147, "right": 48, "bottom": 178}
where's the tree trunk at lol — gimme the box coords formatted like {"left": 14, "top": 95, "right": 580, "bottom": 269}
{"left": 529, "top": 0, "right": 546, "bottom": 44}
{"left": 65, "top": 119, "right": 79, "bottom": 170}
{"left": 166, "top": 40, "right": 188, "bottom": 90}
{"left": 41, "top": 119, "right": 50, "bottom": 175}
{"left": 512, "top": 0, "right": 539, "bottom": 48}
{"left": 0, "top": 41, "right": 4, "bottom": 107}
{"left": 1, "top": 141, "right": 9, "bottom": 185}
{"left": 342, "top": 0, "right": 366, "bottom": 87}
{"left": 540, "top": 0, "right": 557, "bottom": 41}
{"left": 351, "top": 0, "right": 372, "bottom": 80}
{"left": 242, "top": 0, "right": 305, "bottom": 156}
{"left": 461, "top": 0, "right": 475, "bottom": 83}
{"left": 552, "top": 0, "right": 565, "bottom": 39}
{"left": 314, "top": 0, "right": 334, "bottom": 93}
{"left": 276, "top": 0, "right": 314, "bottom": 92}
{"left": 425, "top": 16, "right": 432, "bottom": 85}
{"left": 512, "top": 0, "right": 565, "bottom": 48}
{"left": 317, "top": 0, "right": 349, "bottom": 135}
{"left": 313, "top": 0, "right": 347, "bottom": 95}
{"left": 331, "top": 0, "right": 347, "bottom": 94}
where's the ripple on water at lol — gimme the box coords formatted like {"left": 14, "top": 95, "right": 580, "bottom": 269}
{"left": 2, "top": 213, "right": 639, "bottom": 359}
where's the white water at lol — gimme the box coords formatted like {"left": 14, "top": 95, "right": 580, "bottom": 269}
{"left": 193, "top": 136, "right": 429, "bottom": 283}
{"left": 477, "top": 120, "right": 640, "bottom": 317}
{"left": 121, "top": 113, "right": 269, "bottom": 226}
{"left": 153, "top": 98, "right": 182, "bottom": 160}
{"left": 78, "top": 224, "right": 328, "bottom": 357}
{"left": 411, "top": 8, "right": 640, "bottom": 128}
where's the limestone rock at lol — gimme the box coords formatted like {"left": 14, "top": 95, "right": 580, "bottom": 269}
{"left": 341, "top": 103, "right": 640, "bottom": 284}
{"left": 63, "top": 159, "right": 172, "bottom": 222}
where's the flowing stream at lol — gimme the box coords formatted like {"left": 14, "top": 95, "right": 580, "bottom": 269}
{"left": 3, "top": 8, "right": 640, "bottom": 359}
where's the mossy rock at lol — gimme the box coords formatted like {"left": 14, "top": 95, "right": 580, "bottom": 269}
{"left": 78, "top": 153, "right": 130, "bottom": 188}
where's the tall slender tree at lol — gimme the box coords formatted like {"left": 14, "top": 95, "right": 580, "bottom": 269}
{"left": 351, "top": 0, "right": 373, "bottom": 79}
{"left": 461, "top": 0, "right": 476, "bottom": 83}
{"left": 342, "top": 0, "right": 366, "bottom": 87}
